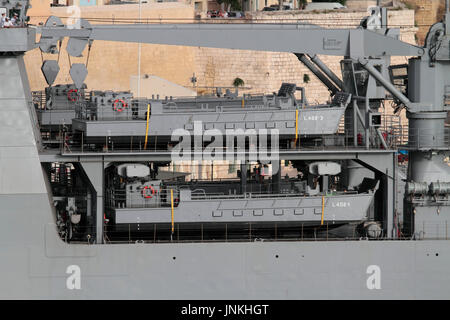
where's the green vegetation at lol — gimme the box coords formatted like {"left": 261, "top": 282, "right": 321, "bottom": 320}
{"left": 303, "top": 74, "right": 310, "bottom": 84}
{"left": 233, "top": 77, "right": 245, "bottom": 87}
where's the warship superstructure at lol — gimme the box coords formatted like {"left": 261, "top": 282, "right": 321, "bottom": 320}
{"left": 0, "top": 0, "right": 449, "bottom": 299}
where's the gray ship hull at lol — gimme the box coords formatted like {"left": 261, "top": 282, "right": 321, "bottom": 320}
{"left": 2, "top": 194, "right": 450, "bottom": 300}
{"left": 0, "top": 169, "right": 447, "bottom": 299}
{"left": 2, "top": 11, "right": 450, "bottom": 299}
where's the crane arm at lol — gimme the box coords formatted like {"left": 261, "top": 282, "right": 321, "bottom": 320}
{"left": 37, "top": 19, "right": 424, "bottom": 58}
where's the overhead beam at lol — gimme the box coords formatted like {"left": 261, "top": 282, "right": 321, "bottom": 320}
{"left": 38, "top": 20, "right": 424, "bottom": 57}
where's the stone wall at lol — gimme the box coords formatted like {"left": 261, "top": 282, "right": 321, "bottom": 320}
{"left": 194, "top": 9, "right": 417, "bottom": 104}
{"left": 28, "top": 0, "right": 52, "bottom": 18}
{"left": 24, "top": 2, "right": 197, "bottom": 92}
{"left": 402, "top": 0, "right": 446, "bottom": 45}
{"left": 345, "top": 0, "right": 378, "bottom": 10}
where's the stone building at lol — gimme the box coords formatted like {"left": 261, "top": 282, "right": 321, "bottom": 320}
{"left": 401, "top": 0, "right": 447, "bottom": 45}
